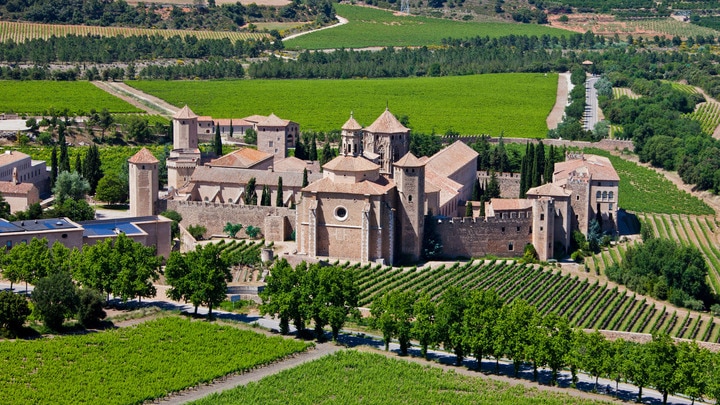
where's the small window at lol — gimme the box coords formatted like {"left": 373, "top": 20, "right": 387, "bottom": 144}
{"left": 501, "top": 227, "right": 505, "bottom": 233}
{"left": 602, "top": 191, "right": 607, "bottom": 200}
{"left": 5, "top": 241, "right": 11, "bottom": 249}
{"left": 408, "top": 195, "right": 413, "bottom": 202}
{"left": 269, "top": 141, "right": 274, "bottom": 147}
{"left": 609, "top": 191, "right": 614, "bottom": 201}
{"left": 596, "top": 191, "right": 601, "bottom": 199}
{"left": 577, "top": 195, "right": 580, "bottom": 201}
{"left": 540, "top": 227, "right": 544, "bottom": 231}
{"left": 540, "top": 213, "right": 544, "bottom": 221}
{"left": 204, "top": 196, "right": 209, "bottom": 202}
{"left": 61, "top": 234, "right": 67, "bottom": 239}
{"left": 334, "top": 206, "right": 348, "bottom": 221}
{"left": 516, "top": 226, "right": 520, "bottom": 232}
{"left": 609, "top": 203, "right": 613, "bottom": 211}
{"left": 508, "top": 243, "right": 514, "bottom": 251}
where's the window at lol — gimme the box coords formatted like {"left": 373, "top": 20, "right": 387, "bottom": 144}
{"left": 609, "top": 203, "right": 613, "bottom": 211}
{"left": 501, "top": 227, "right": 505, "bottom": 233}
{"left": 596, "top": 191, "right": 601, "bottom": 199}
{"left": 5, "top": 241, "right": 11, "bottom": 249}
{"left": 516, "top": 226, "right": 520, "bottom": 232}
{"left": 540, "top": 226, "right": 543, "bottom": 231}
{"left": 508, "top": 243, "right": 514, "bottom": 251}
{"left": 408, "top": 195, "right": 413, "bottom": 202}
{"left": 334, "top": 206, "right": 348, "bottom": 221}
{"left": 602, "top": 191, "right": 607, "bottom": 200}
{"left": 269, "top": 141, "right": 274, "bottom": 147}
{"left": 61, "top": 234, "right": 67, "bottom": 239}
{"left": 577, "top": 195, "right": 580, "bottom": 200}
{"left": 540, "top": 213, "right": 544, "bottom": 220}
{"left": 609, "top": 191, "right": 614, "bottom": 201}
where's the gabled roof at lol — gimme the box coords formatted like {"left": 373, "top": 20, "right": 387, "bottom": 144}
{"left": 0, "top": 181, "right": 36, "bottom": 194}
{"left": 394, "top": 152, "right": 424, "bottom": 168}
{"left": 0, "top": 150, "right": 30, "bottom": 166}
{"left": 207, "top": 147, "right": 273, "bottom": 169}
{"left": 526, "top": 183, "right": 571, "bottom": 198}
{"left": 488, "top": 198, "right": 533, "bottom": 211}
{"left": 128, "top": 148, "right": 159, "bottom": 164}
{"left": 302, "top": 176, "right": 395, "bottom": 196}
{"left": 342, "top": 114, "right": 363, "bottom": 131}
{"left": 364, "top": 108, "right": 409, "bottom": 134}
{"left": 258, "top": 113, "right": 289, "bottom": 127}
{"left": 174, "top": 105, "right": 198, "bottom": 120}
{"left": 323, "top": 156, "right": 380, "bottom": 172}
{"left": 242, "top": 114, "right": 269, "bottom": 124}
{"left": 553, "top": 154, "right": 620, "bottom": 182}
{"left": 197, "top": 116, "right": 213, "bottom": 122}
{"left": 425, "top": 169, "right": 462, "bottom": 208}
{"left": 425, "top": 141, "right": 478, "bottom": 178}
{"left": 189, "top": 166, "right": 321, "bottom": 187}
{"left": 215, "top": 118, "right": 251, "bottom": 126}
{"left": 274, "top": 156, "right": 319, "bottom": 173}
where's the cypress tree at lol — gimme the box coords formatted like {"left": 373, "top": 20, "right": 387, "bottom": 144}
{"left": 465, "top": 201, "right": 473, "bottom": 217}
{"left": 84, "top": 144, "right": 103, "bottom": 194}
{"left": 545, "top": 145, "right": 555, "bottom": 183}
{"left": 244, "top": 177, "right": 257, "bottom": 205}
{"left": 229, "top": 119, "right": 234, "bottom": 138}
{"left": 261, "top": 184, "right": 271, "bottom": 206}
{"left": 527, "top": 143, "right": 536, "bottom": 189}
{"left": 74, "top": 151, "right": 82, "bottom": 175}
{"left": 320, "top": 142, "right": 333, "bottom": 166}
{"left": 276, "top": 177, "right": 284, "bottom": 207}
{"left": 487, "top": 172, "right": 501, "bottom": 199}
{"left": 309, "top": 134, "right": 318, "bottom": 161}
{"left": 50, "top": 146, "right": 58, "bottom": 187}
{"left": 519, "top": 142, "right": 529, "bottom": 198}
{"left": 301, "top": 168, "right": 308, "bottom": 187}
{"left": 214, "top": 122, "right": 222, "bottom": 156}
{"left": 295, "top": 136, "right": 306, "bottom": 160}
{"left": 58, "top": 125, "right": 70, "bottom": 173}
{"left": 472, "top": 177, "right": 481, "bottom": 201}
{"left": 534, "top": 141, "right": 545, "bottom": 186}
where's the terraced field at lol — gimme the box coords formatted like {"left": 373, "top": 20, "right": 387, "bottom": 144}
{"left": 612, "top": 87, "right": 640, "bottom": 99}
{"left": 353, "top": 259, "right": 720, "bottom": 342}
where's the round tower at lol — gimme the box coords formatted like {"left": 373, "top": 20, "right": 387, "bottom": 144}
{"left": 128, "top": 148, "right": 159, "bottom": 217}
{"left": 394, "top": 152, "right": 425, "bottom": 262}
{"left": 340, "top": 112, "right": 363, "bottom": 156}
{"left": 173, "top": 105, "right": 199, "bottom": 150}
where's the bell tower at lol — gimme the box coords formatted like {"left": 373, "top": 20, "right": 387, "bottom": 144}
{"left": 128, "top": 148, "right": 159, "bottom": 217}
{"left": 340, "top": 112, "right": 363, "bottom": 157}
{"left": 394, "top": 152, "right": 425, "bottom": 262}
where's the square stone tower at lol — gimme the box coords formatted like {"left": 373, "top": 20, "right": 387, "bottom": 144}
{"left": 173, "top": 105, "right": 199, "bottom": 150}
{"left": 394, "top": 152, "right": 425, "bottom": 262}
{"left": 363, "top": 108, "right": 410, "bottom": 176}
{"left": 129, "top": 148, "right": 159, "bottom": 217}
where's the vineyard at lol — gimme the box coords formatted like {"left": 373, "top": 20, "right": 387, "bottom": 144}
{"left": 612, "top": 87, "right": 640, "bottom": 99}
{"left": 625, "top": 18, "right": 720, "bottom": 40}
{"left": 194, "top": 350, "right": 602, "bottom": 405}
{"left": 0, "top": 21, "right": 268, "bottom": 43}
{"left": 213, "top": 239, "right": 265, "bottom": 282}
{"left": 348, "top": 259, "right": 720, "bottom": 343}
{"left": 0, "top": 316, "right": 310, "bottom": 404}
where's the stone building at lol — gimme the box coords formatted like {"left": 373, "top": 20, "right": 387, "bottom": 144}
{"left": 128, "top": 148, "right": 159, "bottom": 217}
{"left": 0, "top": 150, "right": 50, "bottom": 207}
{"left": 167, "top": 106, "right": 201, "bottom": 190}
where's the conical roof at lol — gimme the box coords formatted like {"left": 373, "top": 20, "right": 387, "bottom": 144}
{"left": 364, "top": 108, "right": 409, "bottom": 134}
{"left": 174, "top": 105, "right": 198, "bottom": 120}
{"left": 394, "top": 152, "right": 424, "bottom": 167}
{"left": 342, "top": 113, "right": 363, "bottom": 131}
{"left": 128, "top": 147, "right": 159, "bottom": 164}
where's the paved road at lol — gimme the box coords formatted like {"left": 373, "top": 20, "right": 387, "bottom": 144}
{"left": 584, "top": 75, "right": 600, "bottom": 131}
{"left": 0, "top": 283, "right": 703, "bottom": 404}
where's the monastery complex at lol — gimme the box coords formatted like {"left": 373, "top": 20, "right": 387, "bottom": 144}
{"left": 130, "top": 106, "right": 619, "bottom": 264}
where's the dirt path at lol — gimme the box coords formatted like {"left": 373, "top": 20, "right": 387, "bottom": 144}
{"left": 282, "top": 15, "right": 349, "bottom": 41}
{"left": 546, "top": 72, "right": 569, "bottom": 130}
{"left": 91, "top": 81, "right": 179, "bottom": 117}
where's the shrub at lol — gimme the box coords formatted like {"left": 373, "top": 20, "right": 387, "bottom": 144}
{"left": 77, "top": 288, "right": 107, "bottom": 328}
{"left": 32, "top": 272, "right": 79, "bottom": 330}
{"left": 187, "top": 224, "right": 207, "bottom": 240}
{"left": 571, "top": 250, "right": 584, "bottom": 263}
{"left": 160, "top": 210, "right": 182, "bottom": 239}
{"left": 0, "top": 291, "right": 31, "bottom": 331}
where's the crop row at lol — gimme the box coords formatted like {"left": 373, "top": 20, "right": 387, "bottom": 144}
{"left": 0, "top": 21, "right": 267, "bottom": 43}
{"left": 354, "top": 259, "right": 720, "bottom": 342}
{"left": 627, "top": 18, "right": 720, "bottom": 39}
{"left": 685, "top": 101, "right": 720, "bottom": 136}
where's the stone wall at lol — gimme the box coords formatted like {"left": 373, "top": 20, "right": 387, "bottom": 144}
{"left": 442, "top": 136, "right": 634, "bottom": 153}
{"left": 167, "top": 200, "right": 296, "bottom": 239}
{"left": 434, "top": 216, "right": 533, "bottom": 259}
{"left": 477, "top": 171, "right": 521, "bottom": 199}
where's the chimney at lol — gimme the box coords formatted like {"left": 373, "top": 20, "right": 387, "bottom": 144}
{"left": 12, "top": 167, "right": 18, "bottom": 184}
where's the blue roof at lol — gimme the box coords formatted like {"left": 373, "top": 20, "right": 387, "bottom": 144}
{"left": 81, "top": 221, "right": 144, "bottom": 237}
{"left": 0, "top": 220, "right": 23, "bottom": 233}
{"left": 0, "top": 218, "right": 79, "bottom": 234}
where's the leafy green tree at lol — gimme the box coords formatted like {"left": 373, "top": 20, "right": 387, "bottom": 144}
{"left": 462, "top": 288, "right": 503, "bottom": 370}
{"left": 308, "top": 264, "right": 359, "bottom": 341}
{"left": 214, "top": 122, "right": 222, "bottom": 156}
{"left": 245, "top": 225, "right": 261, "bottom": 239}
{"left": 94, "top": 175, "right": 128, "bottom": 205}
{"left": 160, "top": 210, "right": 182, "bottom": 239}
{"left": 0, "top": 193, "right": 11, "bottom": 219}
{"left": 0, "top": 290, "right": 30, "bottom": 332}
{"left": 244, "top": 128, "right": 256, "bottom": 144}
{"left": 260, "top": 259, "right": 311, "bottom": 334}
{"left": 3, "top": 238, "right": 53, "bottom": 292}
{"left": 73, "top": 239, "right": 115, "bottom": 300}
{"left": 496, "top": 299, "right": 536, "bottom": 376}
{"left": 371, "top": 292, "right": 396, "bottom": 351}
{"left": 578, "top": 330, "right": 611, "bottom": 392}
{"left": 187, "top": 224, "right": 206, "bottom": 240}
{"left": 541, "top": 313, "right": 572, "bottom": 386}
{"left": 647, "top": 333, "right": 679, "bottom": 405}
{"left": 98, "top": 108, "right": 114, "bottom": 139}
{"left": 165, "top": 243, "right": 232, "bottom": 316}
{"left": 412, "top": 294, "right": 436, "bottom": 359}
{"left": 371, "top": 290, "right": 415, "bottom": 353}
{"left": 53, "top": 171, "right": 90, "bottom": 203}
{"left": 673, "top": 341, "right": 709, "bottom": 404}
{"left": 436, "top": 286, "right": 467, "bottom": 365}
{"left": 223, "top": 222, "right": 243, "bottom": 238}
{"left": 309, "top": 133, "right": 318, "bottom": 161}
{"left": 125, "top": 116, "right": 151, "bottom": 143}
{"left": 244, "top": 177, "right": 258, "bottom": 205}
{"left": 626, "top": 338, "right": 652, "bottom": 402}
{"left": 111, "top": 233, "right": 162, "bottom": 302}
{"left": 76, "top": 288, "right": 106, "bottom": 328}
{"left": 32, "top": 271, "right": 79, "bottom": 331}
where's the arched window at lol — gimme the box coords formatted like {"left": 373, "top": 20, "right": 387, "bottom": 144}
{"left": 596, "top": 191, "right": 601, "bottom": 199}
{"left": 602, "top": 191, "right": 607, "bottom": 200}
{"left": 609, "top": 191, "right": 614, "bottom": 201}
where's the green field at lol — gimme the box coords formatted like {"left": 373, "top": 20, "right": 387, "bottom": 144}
{"left": 285, "top": 4, "right": 574, "bottom": 49}
{"left": 129, "top": 73, "right": 557, "bottom": 137}
{"left": 0, "top": 316, "right": 310, "bottom": 404}
{"left": 585, "top": 149, "right": 714, "bottom": 216}
{"left": 0, "top": 81, "right": 141, "bottom": 115}
{"left": 194, "top": 350, "right": 607, "bottom": 405}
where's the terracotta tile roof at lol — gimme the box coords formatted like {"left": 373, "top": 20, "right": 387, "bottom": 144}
{"left": 323, "top": 156, "right": 380, "bottom": 172}
{"left": 526, "top": 183, "right": 571, "bottom": 198}
{"left": 190, "top": 166, "right": 321, "bottom": 187}
{"left": 197, "top": 116, "right": 213, "bottom": 122}
{"left": 394, "top": 152, "right": 424, "bottom": 167}
{"left": 258, "top": 113, "right": 290, "bottom": 127}
{"left": 364, "top": 108, "right": 409, "bottom": 134}
{"left": 0, "top": 150, "right": 29, "bottom": 166}
{"left": 0, "top": 181, "right": 35, "bottom": 194}
{"left": 174, "top": 105, "right": 198, "bottom": 120}
{"left": 273, "top": 157, "right": 318, "bottom": 173}
{"left": 207, "top": 147, "right": 273, "bottom": 169}
{"left": 128, "top": 148, "right": 159, "bottom": 164}
{"left": 302, "top": 176, "right": 394, "bottom": 196}
{"left": 488, "top": 198, "right": 533, "bottom": 211}
{"left": 425, "top": 169, "right": 462, "bottom": 207}
{"left": 342, "top": 114, "right": 363, "bottom": 131}
{"left": 554, "top": 154, "right": 619, "bottom": 182}
{"left": 425, "top": 141, "right": 478, "bottom": 178}
{"left": 242, "top": 114, "right": 268, "bottom": 124}
{"left": 215, "top": 119, "right": 251, "bottom": 126}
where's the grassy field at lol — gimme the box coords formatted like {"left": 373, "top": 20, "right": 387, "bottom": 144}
{"left": 584, "top": 148, "right": 714, "bottom": 216}
{"left": 194, "top": 350, "right": 607, "bottom": 405}
{"left": 0, "top": 21, "right": 267, "bottom": 43}
{"left": 1, "top": 316, "right": 310, "bottom": 404}
{"left": 0, "top": 81, "right": 141, "bottom": 115}
{"left": 129, "top": 73, "right": 557, "bottom": 137}
{"left": 284, "top": 4, "right": 574, "bottom": 49}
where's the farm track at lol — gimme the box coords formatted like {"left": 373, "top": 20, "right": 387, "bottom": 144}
{"left": 92, "top": 81, "right": 179, "bottom": 117}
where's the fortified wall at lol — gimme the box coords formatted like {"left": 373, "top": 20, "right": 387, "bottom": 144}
{"left": 477, "top": 171, "right": 521, "bottom": 199}
{"left": 166, "top": 200, "right": 295, "bottom": 240}
{"left": 434, "top": 216, "right": 533, "bottom": 259}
